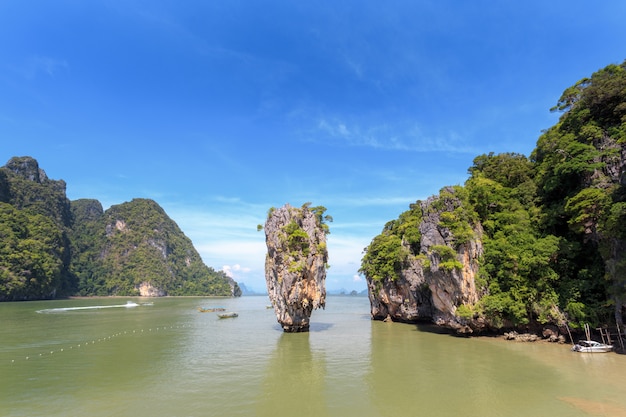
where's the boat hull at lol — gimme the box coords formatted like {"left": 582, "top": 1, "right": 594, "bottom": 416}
{"left": 571, "top": 340, "right": 613, "bottom": 353}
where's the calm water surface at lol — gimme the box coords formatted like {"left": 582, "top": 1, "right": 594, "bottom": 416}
{"left": 1, "top": 296, "right": 625, "bottom": 417}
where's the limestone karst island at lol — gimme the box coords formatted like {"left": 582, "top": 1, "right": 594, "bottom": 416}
{"left": 360, "top": 60, "right": 626, "bottom": 343}
{"left": 0, "top": 156, "right": 240, "bottom": 301}
{"left": 263, "top": 203, "right": 330, "bottom": 332}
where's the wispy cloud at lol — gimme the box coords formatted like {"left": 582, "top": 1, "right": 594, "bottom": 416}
{"left": 20, "top": 55, "right": 68, "bottom": 79}
{"left": 315, "top": 117, "right": 477, "bottom": 153}
{"left": 326, "top": 195, "right": 417, "bottom": 208}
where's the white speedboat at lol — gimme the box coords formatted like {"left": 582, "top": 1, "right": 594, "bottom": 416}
{"left": 571, "top": 340, "right": 613, "bottom": 353}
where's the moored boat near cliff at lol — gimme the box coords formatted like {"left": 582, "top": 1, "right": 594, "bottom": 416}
{"left": 571, "top": 340, "right": 613, "bottom": 353}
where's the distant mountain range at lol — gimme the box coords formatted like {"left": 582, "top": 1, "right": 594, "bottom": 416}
{"left": 238, "top": 281, "right": 367, "bottom": 297}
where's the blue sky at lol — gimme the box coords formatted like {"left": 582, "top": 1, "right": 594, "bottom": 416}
{"left": 2, "top": 1, "right": 625, "bottom": 293}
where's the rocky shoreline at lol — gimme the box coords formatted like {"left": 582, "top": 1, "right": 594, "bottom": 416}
{"left": 502, "top": 330, "right": 566, "bottom": 344}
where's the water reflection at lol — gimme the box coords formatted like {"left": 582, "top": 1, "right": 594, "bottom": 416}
{"left": 257, "top": 332, "right": 327, "bottom": 417}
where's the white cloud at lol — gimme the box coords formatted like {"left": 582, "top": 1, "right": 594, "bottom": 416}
{"left": 222, "top": 265, "right": 234, "bottom": 278}
{"left": 315, "top": 117, "right": 478, "bottom": 154}
{"left": 327, "top": 195, "right": 417, "bottom": 209}
{"left": 222, "top": 264, "right": 252, "bottom": 278}
{"left": 196, "top": 240, "right": 265, "bottom": 269}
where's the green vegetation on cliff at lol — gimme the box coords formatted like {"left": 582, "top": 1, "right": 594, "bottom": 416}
{"left": 0, "top": 157, "right": 74, "bottom": 300}
{"left": 0, "top": 202, "right": 65, "bottom": 299}
{"left": 359, "top": 201, "right": 421, "bottom": 282}
{"left": 0, "top": 157, "right": 239, "bottom": 300}
{"left": 469, "top": 153, "right": 563, "bottom": 327}
{"left": 71, "top": 198, "right": 237, "bottom": 297}
{"left": 360, "top": 233, "right": 408, "bottom": 282}
{"left": 361, "top": 60, "right": 626, "bottom": 330}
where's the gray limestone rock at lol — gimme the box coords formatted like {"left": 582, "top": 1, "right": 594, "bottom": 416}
{"left": 264, "top": 203, "right": 328, "bottom": 332}
{"left": 367, "top": 188, "right": 484, "bottom": 333}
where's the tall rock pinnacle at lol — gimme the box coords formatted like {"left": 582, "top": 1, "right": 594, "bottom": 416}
{"left": 264, "top": 203, "right": 330, "bottom": 332}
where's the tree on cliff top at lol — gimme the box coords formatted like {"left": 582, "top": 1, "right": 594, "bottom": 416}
{"left": 533, "top": 60, "right": 626, "bottom": 327}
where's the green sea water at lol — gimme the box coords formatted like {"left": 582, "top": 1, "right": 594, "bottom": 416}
{"left": 1, "top": 296, "right": 625, "bottom": 417}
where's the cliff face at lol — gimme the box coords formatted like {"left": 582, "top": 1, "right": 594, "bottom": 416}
{"left": 366, "top": 188, "right": 483, "bottom": 333}
{"left": 75, "top": 198, "right": 241, "bottom": 297}
{"left": 2, "top": 156, "right": 71, "bottom": 227}
{"left": 264, "top": 204, "right": 328, "bottom": 332}
{"left": 0, "top": 157, "right": 73, "bottom": 300}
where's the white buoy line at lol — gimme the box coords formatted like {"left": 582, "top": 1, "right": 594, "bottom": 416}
{"left": 7, "top": 323, "right": 193, "bottom": 364}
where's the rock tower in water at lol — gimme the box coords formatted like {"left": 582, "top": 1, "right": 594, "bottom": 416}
{"left": 264, "top": 203, "right": 330, "bottom": 332}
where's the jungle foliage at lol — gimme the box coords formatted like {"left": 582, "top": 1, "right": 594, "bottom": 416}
{"left": 71, "top": 198, "right": 237, "bottom": 297}
{"left": 361, "top": 60, "right": 626, "bottom": 329}
{"left": 276, "top": 202, "right": 331, "bottom": 273}
{"left": 0, "top": 158, "right": 239, "bottom": 300}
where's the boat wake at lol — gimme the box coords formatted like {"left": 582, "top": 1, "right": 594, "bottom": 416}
{"left": 37, "top": 301, "right": 145, "bottom": 313}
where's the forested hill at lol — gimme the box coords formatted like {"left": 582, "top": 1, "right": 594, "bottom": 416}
{"left": 0, "top": 157, "right": 241, "bottom": 301}
{"left": 361, "top": 60, "right": 626, "bottom": 331}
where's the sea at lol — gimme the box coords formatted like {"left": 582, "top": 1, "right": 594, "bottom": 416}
{"left": 1, "top": 295, "right": 625, "bottom": 417}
